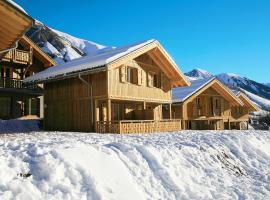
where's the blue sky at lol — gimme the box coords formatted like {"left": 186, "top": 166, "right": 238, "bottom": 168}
{"left": 17, "top": 0, "right": 270, "bottom": 83}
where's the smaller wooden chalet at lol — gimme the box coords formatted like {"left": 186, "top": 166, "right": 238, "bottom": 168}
{"left": 0, "top": 36, "right": 56, "bottom": 119}
{"left": 25, "top": 39, "right": 190, "bottom": 133}
{"left": 230, "top": 91, "right": 258, "bottom": 129}
{"left": 172, "top": 78, "right": 244, "bottom": 130}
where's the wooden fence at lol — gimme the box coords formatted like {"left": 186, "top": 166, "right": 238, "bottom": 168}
{"left": 96, "top": 119, "right": 182, "bottom": 134}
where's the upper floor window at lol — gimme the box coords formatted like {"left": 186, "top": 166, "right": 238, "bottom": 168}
{"left": 120, "top": 66, "right": 141, "bottom": 85}
{"left": 148, "top": 72, "right": 161, "bottom": 88}
{"left": 196, "top": 97, "right": 201, "bottom": 108}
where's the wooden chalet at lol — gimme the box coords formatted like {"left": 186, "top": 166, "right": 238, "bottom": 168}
{"left": 0, "top": 35, "right": 56, "bottom": 119}
{"left": 24, "top": 39, "right": 190, "bottom": 133}
{"left": 230, "top": 91, "right": 258, "bottom": 129}
{"left": 172, "top": 78, "right": 244, "bottom": 130}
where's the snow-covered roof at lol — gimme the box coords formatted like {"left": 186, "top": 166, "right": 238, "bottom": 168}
{"left": 24, "top": 39, "right": 156, "bottom": 83}
{"left": 6, "top": 0, "right": 27, "bottom": 14}
{"left": 172, "top": 77, "right": 215, "bottom": 102}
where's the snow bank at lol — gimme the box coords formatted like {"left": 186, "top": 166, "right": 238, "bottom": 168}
{"left": 0, "top": 131, "right": 270, "bottom": 199}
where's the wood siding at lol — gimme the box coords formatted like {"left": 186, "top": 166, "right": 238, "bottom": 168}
{"left": 44, "top": 72, "right": 107, "bottom": 131}
{"left": 108, "top": 55, "right": 172, "bottom": 103}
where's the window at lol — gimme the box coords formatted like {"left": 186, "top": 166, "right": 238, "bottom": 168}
{"left": 196, "top": 98, "right": 201, "bottom": 108}
{"left": 120, "top": 66, "right": 138, "bottom": 85}
{"left": 148, "top": 72, "right": 160, "bottom": 88}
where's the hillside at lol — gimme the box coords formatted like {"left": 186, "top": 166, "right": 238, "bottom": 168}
{"left": 0, "top": 131, "right": 270, "bottom": 199}
{"left": 26, "top": 21, "right": 113, "bottom": 64}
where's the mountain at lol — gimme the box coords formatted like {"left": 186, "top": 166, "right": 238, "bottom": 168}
{"left": 26, "top": 21, "right": 113, "bottom": 64}
{"left": 265, "top": 83, "right": 270, "bottom": 88}
{"left": 184, "top": 68, "right": 213, "bottom": 80}
{"left": 185, "top": 69, "right": 270, "bottom": 110}
{"left": 216, "top": 73, "right": 270, "bottom": 100}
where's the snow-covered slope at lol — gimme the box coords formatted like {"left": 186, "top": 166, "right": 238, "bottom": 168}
{"left": 241, "top": 89, "right": 270, "bottom": 110}
{"left": 26, "top": 21, "right": 113, "bottom": 64}
{"left": 216, "top": 73, "right": 270, "bottom": 100}
{"left": 0, "top": 131, "right": 270, "bottom": 199}
{"left": 184, "top": 68, "right": 213, "bottom": 80}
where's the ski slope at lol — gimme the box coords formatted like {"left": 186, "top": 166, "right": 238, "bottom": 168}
{"left": 0, "top": 131, "right": 270, "bottom": 200}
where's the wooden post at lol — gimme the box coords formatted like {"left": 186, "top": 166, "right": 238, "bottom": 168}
{"left": 228, "top": 119, "right": 231, "bottom": 130}
{"left": 94, "top": 99, "right": 99, "bottom": 132}
{"left": 169, "top": 103, "right": 172, "bottom": 119}
{"left": 107, "top": 99, "right": 111, "bottom": 122}
{"left": 28, "top": 98, "right": 31, "bottom": 115}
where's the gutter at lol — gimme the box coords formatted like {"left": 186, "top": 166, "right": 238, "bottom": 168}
{"left": 78, "top": 73, "right": 94, "bottom": 129}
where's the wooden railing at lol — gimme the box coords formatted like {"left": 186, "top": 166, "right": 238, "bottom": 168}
{"left": 96, "top": 119, "right": 182, "bottom": 134}
{"left": 3, "top": 49, "right": 32, "bottom": 64}
{"left": 0, "top": 78, "right": 40, "bottom": 90}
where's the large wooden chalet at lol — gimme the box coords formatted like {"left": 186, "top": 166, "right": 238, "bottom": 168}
{"left": 24, "top": 39, "right": 190, "bottom": 133}
{"left": 172, "top": 78, "right": 257, "bottom": 130}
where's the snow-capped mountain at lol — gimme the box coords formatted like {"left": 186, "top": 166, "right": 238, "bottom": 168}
{"left": 185, "top": 69, "right": 270, "bottom": 110}
{"left": 184, "top": 68, "right": 213, "bottom": 80}
{"left": 26, "top": 21, "right": 113, "bottom": 64}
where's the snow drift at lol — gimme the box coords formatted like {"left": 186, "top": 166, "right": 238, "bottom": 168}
{"left": 0, "top": 131, "right": 270, "bottom": 199}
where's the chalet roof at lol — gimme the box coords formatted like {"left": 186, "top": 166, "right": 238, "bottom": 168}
{"left": 24, "top": 39, "right": 190, "bottom": 87}
{"left": 234, "top": 91, "right": 258, "bottom": 111}
{"left": 172, "top": 77, "right": 243, "bottom": 106}
{"left": 0, "top": 0, "right": 33, "bottom": 53}
{"left": 173, "top": 77, "right": 215, "bottom": 102}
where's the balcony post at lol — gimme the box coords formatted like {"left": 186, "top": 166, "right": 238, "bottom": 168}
{"left": 169, "top": 103, "right": 172, "bottom": 119}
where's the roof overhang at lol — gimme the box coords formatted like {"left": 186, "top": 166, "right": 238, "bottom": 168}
{"left": 0, "top": 0, "right": 33, "bottom": 53}
{"left": 178, "top": 79, "right": 244, "bottom": 106}
{"left": 237, "top": 93, "right": 258, "bottom": 112}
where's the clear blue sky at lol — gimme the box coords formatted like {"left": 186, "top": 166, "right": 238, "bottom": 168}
{"left": 17, "top": 0, "right": 270, "bottom": 83}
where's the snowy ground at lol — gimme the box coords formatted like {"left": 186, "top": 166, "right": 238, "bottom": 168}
{"left": 0, "top": 130, "right": 270, "bottom": 200}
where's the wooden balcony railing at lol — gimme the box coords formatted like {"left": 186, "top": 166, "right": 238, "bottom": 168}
{"left": 96, "top": 119, "right": 182, "bottom": 134}
{"left": 0, "top": 78, "right": 40, "bottom": 91}
{"left": 2, "top": 49, "right": 32, "bottom": 64}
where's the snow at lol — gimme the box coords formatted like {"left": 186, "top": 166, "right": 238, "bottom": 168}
{"left": 242, "top": 89, "right": 270, "bottom": 110}
{"left": 24, "top": 39, "right": 155, "bottom": 83}
{"left": 0, "top": 130, "right": 270, "bottom": 199}
{"left": 185, "top": 68, "right": 213, "bottom": 80}
{"left": 6, "top": 0, "right": 27, "bottom": 14}
{"left": 172, "top": 77, "right": 215, "bottom": 102}
{"left": 51, "top": 28, "right": 110, "bottom": 57}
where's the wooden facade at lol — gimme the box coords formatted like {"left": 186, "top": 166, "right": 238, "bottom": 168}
{"left": 0, "top": 36, "right": 55, "bottom": 119}
{"left": 172, "top": 79, "right": 247, "bottom": 130}
{"left": 230, "top": 92, "right": 258, "bottom": 129}
{"left": 39, "top": 41, "right": 190, "bottom": 133}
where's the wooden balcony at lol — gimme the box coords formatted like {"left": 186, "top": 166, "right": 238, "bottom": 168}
{"left": 0, "top": 78, "right": 40, "bottom": 91}
{"left": 2, "top": 49, "right": 32, "bottom": 64}
{"left": 96, "top": 119, "right": 182, "bottom": 134}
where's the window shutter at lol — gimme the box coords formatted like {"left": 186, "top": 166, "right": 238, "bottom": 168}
{"left": 147, "top": 73, "right": 153, "bottom": 87}
{"left": 220, "top": 98, "right": 224, "bottom": 116}
{"left": 138, "top": 69, "right": 143, "bottom": 85}
{"left": 120, "top": 66, "right": 126, "bottom": 83}
{"left": 192, "top": 102, "right": 197, "bottom": 117}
